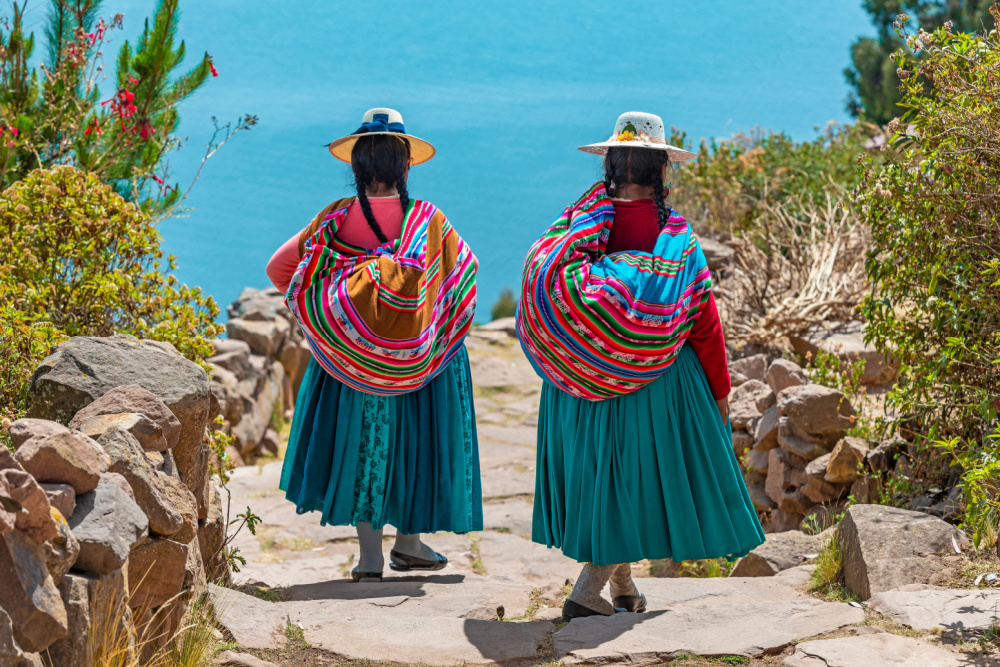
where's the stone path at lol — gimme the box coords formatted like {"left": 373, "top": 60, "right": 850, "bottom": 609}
{"left": 213, "top": 328, "right": 1000, "bottom": 666}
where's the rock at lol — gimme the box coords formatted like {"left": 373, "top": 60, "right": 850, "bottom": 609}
{"left": 747, "top": 480, "right": 775, "bottom": 511}
{"left": 99, "top": 426, "right": 189, "bottom": 537}
{"left": 782, "top": 633, "right": 971, "bottom": 667}
{"left": 777, "top": 384, "right": 856, "bottom": 440}
{"left": 745, "top": 448, "right": 770, "bottom": 475}
{"left": 770, "top": 509, "right": 806, "bottom": 533}
{"left": 477, "top": 317, "right": 518, "bottom": 337}
{"left": 753, "top": 405, "right": 780, "bottom": 450}
{"left": 227, "top": 318, "right": 287, "bottom": 358}
{"left": 14, "top": 431, "right": 108, "bottom": 495}
{"left": 128, "top": 538, "right": 188, "bottom": 609}
{"left": 7, "top": 420, "right": 69, "bottom": 450}
{"left": 199, "top": 486, "right": 227, "bottom": 584}
{"left": 838, "top": 504, "right": 971, "bottom": 600}
{"left": 926, "top": 486, "right": 963, "bottom": 522}
{"left": 731, "top": 531, "right": 823, "bottom": 577}
{"left": 209, "top": 347, "right": 255, "bottom": 384}
{"left": 233, "top": 364, "right": 282, "bottom": 457}
{"left": 730, "top": 380, "right": 776, "bottom": 430}
{"left": 554, "top": 599, "right": 862, "bottom": 663}
{"left": 0, "top": 531, "right": 68, "bottom": 652}
{"left": 849, "top": 476, "right": 881, "bottom": 505}
{"left": 868, "top": 588, "right": 1000, "bottom": 632}
{"left": 67, "top": 384, "right": 181, "bottom": 451}
{"left": 215, "top": 651, "right": 280, "bottom": 667}
{"left": 732, "top": 430, "right": 753, "bottom": 458}
{"left": 825, "top": 437, "right": 869, "bottom": 484}
{"left": 730, "top": 354, "right": 768, "bottom": 382}
{"left": 39, "top": 484, "right": 75, "bottom": 519}
{"left": 772, "top": 564, "right": 816, "bottom": 590}
{"left": 28, "top": 337, "right": 211, "bottom": 518}
{"left": 43, "top": 509, "right": 79, "bottom": 584}
{"left": 778, "top": 417, "right": 835, "bottom": 461}
{"left": 789, "top": 322, "right": 899, "bottom": 386}
{"left": 260, "top": 428, "right": 280, "bottom": 456}
{"left": 800, "top": 470, "right": 848, "bottom": 505}
{"left": 866, "top": 438, "right": 905, "bottom": 474}
{"left": 210, "top": 585, "right": 287, "bottom": 650}
{"left": 74, "top": 413, "right": 168, "bottom": 452}
{"left": 729, "top": 369, "right": 748, "bottom": 388}
{"left": 805, "top": 453, "right": 832, "bottom": 477}
{"left": 766, "top": 358, "right": 809, "bottom": 394}
{"left": 280, "top": 338, "right": 312, "bottom": 399}
{"left": 0, "top": 607, "right": 37, "bottom": 667}
{"left": 228, "top": 287, "right": 285, "bottom": 321}
{"left": 68, "top": 473, "right": 148, "bottom": 576}
{"left": 700, "top": 237, "right": 735, "bottom": 270}
{"left": 42, "top": 573, "right": 91, "bottom": 667}
{"left": 1, "top": 470, "right": 57, "bottom": 544}
{"left": 766, "top": 448, "right": 813, "bottom": 514}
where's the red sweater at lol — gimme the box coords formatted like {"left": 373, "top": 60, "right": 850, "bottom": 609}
{"left": 608, "top": 199, "right": 731, "bottom": 400}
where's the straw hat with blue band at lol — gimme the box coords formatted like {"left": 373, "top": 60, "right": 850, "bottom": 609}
{"left": 328, "top": 108, "right": 436, "bottom": 165}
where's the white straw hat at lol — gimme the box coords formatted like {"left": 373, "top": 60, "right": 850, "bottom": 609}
{"left": 579, "top": 111, "right": 696, "bottom": 161}
{"left": 328, "top": 108, "right": 436, "bottom": 165}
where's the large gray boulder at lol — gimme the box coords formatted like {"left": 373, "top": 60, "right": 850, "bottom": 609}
{"left": 0, "top": 531, "right": 68, "bottom": 653}
{"left": 838, "top": 504, "right": 971, "bottom": 600}
{"left": 28, "top": 336, "right": 211, "bottom": 517}
{"left": 68, "top": 473, "right": 148, "bottom": 576}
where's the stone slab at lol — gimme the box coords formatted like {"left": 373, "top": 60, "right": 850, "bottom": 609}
{"left": 554, "top": 600, "right": 863, "bottom": 662}
{"left": 482, "top": 497, "right": 534, "bottom": 537}
{"left": 209, "top": 584, "right": 287, "bottom": 650}
{"left": 234, "top": 554, "right": 350, "bottom": 589}
{"left": 868, "top": 589, "right": 1000, "bottom": 632}
{"left": 781, "top": 633, "right": 983, "bottom": 667}
{"left": 631, "top": 575, "right": 811, "bottom": 607}
{"left": 476, "top": 532, "right": 580, "bottom": 585}
{"left": 304, "top": 616, "right": 553, "bottom": 666}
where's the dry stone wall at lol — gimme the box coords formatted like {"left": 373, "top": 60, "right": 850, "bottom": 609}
{"left": 1, "top": 334, "right": 227, "bottom": 665}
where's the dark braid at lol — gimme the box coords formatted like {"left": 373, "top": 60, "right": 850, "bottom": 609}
{"left": 350, "top": 135, "right": 412, "bottom": 245}
{"left": 603, "top": 146, "right": 671, "bottom": 228}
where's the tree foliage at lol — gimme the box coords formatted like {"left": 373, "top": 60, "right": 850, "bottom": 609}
{"left": 0, "top": 0, "right": 254, "bottom": 219}
{"left": 857, "top": 9, "right": 1000, "bottom": 543}
{"left": 846, "top": 0, "right": 995, "bottom": 124}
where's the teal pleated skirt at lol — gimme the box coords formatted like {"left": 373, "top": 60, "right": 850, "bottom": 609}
{"left": 533, "top": 344, "right": 765, "bottom": 565}
{"left": 280, "top": 347, "right": 483, "bottom": 534}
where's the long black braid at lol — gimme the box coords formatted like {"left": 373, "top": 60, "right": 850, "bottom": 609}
{"left": 603, "top": 146, "right": 672, "bottom": 229}
{"left": 351, "top": 135, "right": 412, "bottom": 245}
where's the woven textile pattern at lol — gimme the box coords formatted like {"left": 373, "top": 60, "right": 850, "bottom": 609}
{"left": 286, "top": 197, "right": 477, "bottom": 395}
{"left": 516, "top": 182, "right": 712, "bottom": 401}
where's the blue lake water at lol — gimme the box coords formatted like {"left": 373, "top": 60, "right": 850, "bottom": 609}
{"left": 29, "top": 1, "right": 873, "bottom": 318}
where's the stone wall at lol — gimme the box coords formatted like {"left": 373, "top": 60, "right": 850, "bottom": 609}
{"left": 1, "top": 334, "right": 226, "bottom": 665}
{"left": 209, "top": 287, "right": 311, "bottom": 465}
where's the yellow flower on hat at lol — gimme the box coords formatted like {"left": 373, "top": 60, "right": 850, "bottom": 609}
{"left": 617, "top": 130, "right": 636, "bottom": 141}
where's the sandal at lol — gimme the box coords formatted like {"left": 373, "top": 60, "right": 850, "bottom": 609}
{"left": 388, "top": 549, "right": 448, "bottom": 572}
{"left": 612, "top": 593, "right": 647, "bottom": 613}
{"left": 351, "top": 568, "right": 383, "bottom": 582}
{"left": 561, "top": 598, "right": 627, "bottom": 621}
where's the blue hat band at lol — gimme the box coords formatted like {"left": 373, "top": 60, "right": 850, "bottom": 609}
{"left": 354, "top": 112, "right": 406, "bottom": 136}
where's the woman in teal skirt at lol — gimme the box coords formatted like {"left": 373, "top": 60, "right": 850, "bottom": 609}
{"left": 517, "top": 112, "right": 764, "bottom": 619}
{"left": 267, "top": 108, "right": 482, "bottom": 581}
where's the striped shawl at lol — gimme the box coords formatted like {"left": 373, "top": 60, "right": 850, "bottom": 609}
{"left": 285, "top": 197, "right": 477, "bottom": 395}
{"left": 516, "top": 182, "right": 712, "bottom": 400}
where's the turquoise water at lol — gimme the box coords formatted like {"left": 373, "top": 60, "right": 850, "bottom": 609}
{"left": 44, "top": 1, "right": 872, "bottom": 316}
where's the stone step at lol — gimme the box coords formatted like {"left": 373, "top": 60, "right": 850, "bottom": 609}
{"left": 781, "top": 633, "right": 994, "bottom": 667}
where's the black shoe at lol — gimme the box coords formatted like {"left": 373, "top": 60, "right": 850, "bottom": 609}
{"left": 351, "top": 568, "right": 383, "bottom": 582}
{"left": 388, "top": 548, "right": 448, "bottom": 572}
{"left": 612, "top": 593, "right": 647, "bottom": 613}
{"left": 561, "top": 598, "right": 625, "bottom": 621}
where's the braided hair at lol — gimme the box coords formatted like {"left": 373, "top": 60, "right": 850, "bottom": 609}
{"left": 603, "top": 146, "right": 672, "bottom": 229}
{"left": 350, "top": 134, "right": 412, "bottom": 244}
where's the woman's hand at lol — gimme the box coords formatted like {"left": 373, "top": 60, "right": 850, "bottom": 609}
{"left": 716, "top": 397, "right": 730, "bottom": 424}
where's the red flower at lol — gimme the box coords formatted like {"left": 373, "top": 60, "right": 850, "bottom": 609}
{"left": 151, "top": 174, "right": 164, "bottom": 185}
{"left": 139, "top": 123, "right": 156, "bottom": 140}
{"left": 209, "top": 59, "right": 218, "bottom": 77}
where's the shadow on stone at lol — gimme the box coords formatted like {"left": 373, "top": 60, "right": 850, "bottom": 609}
{"left": 282, "top": 573, "right": 467, "bottom": 602}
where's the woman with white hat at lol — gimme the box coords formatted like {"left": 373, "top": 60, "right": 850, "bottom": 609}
{"left": 517, "top": 111, "right": 764, "bottom": 619}
{"left": 267, "top": 108, "right": 482, "bottom": 582}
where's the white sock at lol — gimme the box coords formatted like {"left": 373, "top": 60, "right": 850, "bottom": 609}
{"left": 355, "top": 522, "right": 384, "bottom": 577}
{"left": 609, "top": 563, "right": 640, "bottom": 598}
{"left": 392, "top": 532, "right": 438, "bottom": 561}
{"left": 567, "top": 563, "right": 617, "bottom": 615}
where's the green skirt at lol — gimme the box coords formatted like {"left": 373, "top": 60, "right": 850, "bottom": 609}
{"left": 532, "top": 344, "right": 765, "bottom": 565}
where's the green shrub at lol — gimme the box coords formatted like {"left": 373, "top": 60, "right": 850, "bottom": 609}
{"left": 0, "top": 301, "right": 64, "bottom": 444}
{"left": 0, "top": 166, "right": 221, "bottom": 423}
{"left": 669, "top": 123, "right": 876, "bottom": 236}
{"left": 491, "top": 287, "right": 518, "bottom": 321}
{"left": 857, "top": 11, "right": 1000, "bottom": 545}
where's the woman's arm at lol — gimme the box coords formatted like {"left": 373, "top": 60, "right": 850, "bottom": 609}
{"left": 686, "top": 289, "right": 731, "bottom": 418}
{"left": 265, "top": 231, "right": 304, "bottom": 294}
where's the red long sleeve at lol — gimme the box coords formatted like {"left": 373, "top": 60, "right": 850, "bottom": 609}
{"left": 686, "top": 289, "right": 731, "bottom": 400}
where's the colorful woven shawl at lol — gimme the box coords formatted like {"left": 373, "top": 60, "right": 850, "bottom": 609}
{"left": 516, "top": 183, "right": 712, "bottom": 401}
{"left": 286, "top": 197, "right": 477, "bottom": 395}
